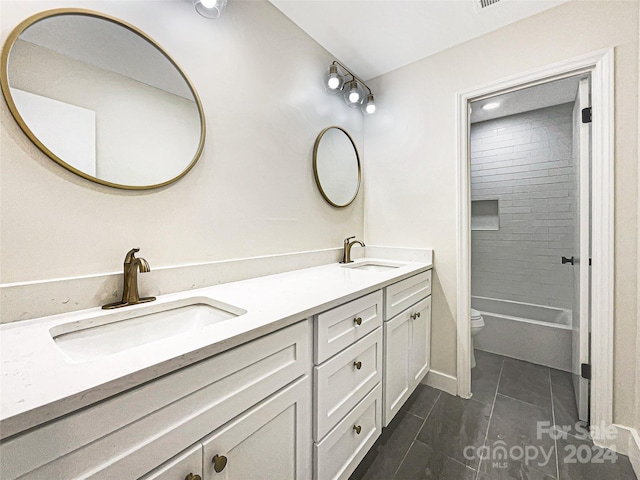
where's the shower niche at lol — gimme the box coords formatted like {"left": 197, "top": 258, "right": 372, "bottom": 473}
{"left": 471, "top": 199, "right": 499, "bottom": 231}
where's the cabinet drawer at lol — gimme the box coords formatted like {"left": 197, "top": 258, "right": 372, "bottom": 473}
{"left": 314, "top": 383, "right": 382, "bottom": 480}
{"left": 140, "top": 444, "right": 202, "bottom": 480}
{"left": 1, "top": 320, "right": 311, "bottom": 480}
{"left": 315, "top": 290, "right": 383, "bottom": 364}
{"left": 314, "top": 328, "right": 382, "bottom": 441}
{"left": 385, "top": 270, "right": 432, "bottom": 319}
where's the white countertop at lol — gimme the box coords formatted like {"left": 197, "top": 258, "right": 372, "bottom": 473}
{"left": 0, "top": 257, "right": 431, "bottom": 439}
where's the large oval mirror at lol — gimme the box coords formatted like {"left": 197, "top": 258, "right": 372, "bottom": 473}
{"left": 1, "top": 9, "right": 205, "bottom": 189}
{"left": 313, "top": 126, "right": 361, "bottom": 208}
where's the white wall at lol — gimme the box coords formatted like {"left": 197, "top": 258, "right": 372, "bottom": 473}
{"left": 470, "top": 103, "right": 576, "bottom": 310}
{"left": 364, "top": 0, "right": 638, "bottom": 428}
{"left": 0, "top": 1, "right": 364, "bottom": 285}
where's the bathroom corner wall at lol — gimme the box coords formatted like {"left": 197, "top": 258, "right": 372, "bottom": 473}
{"left": 364, "top": 0, "right": 638, "bottom": 429}
{"left": 0, "top": 0, "right": 364, "bottom": 320}
{"left": 470, "top": 103, "right": 575, "bottom": 309}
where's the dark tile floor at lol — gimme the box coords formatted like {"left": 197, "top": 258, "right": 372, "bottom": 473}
{"left": 351, "top": 351, "right": 637, "bottom": 480}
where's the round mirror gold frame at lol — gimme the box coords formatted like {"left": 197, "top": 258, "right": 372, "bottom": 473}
{"left": 313, "top": 126, "right": 361, "bottom": 208}
{"left": 0, "top": 8, "right": 206, "bottom": 190}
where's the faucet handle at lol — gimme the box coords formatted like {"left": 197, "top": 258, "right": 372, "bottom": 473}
{"left": 344, "top": 236, "right": 356, "bottom": 244}
{"left": 124, "top": 248, "right": 141, "bottom": 263}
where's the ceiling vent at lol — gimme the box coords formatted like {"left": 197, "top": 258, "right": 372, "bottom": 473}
{"left": 474, "top": 0, "right": 502, "bottom": 13}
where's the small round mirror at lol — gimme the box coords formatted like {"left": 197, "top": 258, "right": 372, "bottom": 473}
{"left": 1, "top": 9, "right": 205, "bottom": 189}
{"left": 313, "top": 126, "right": 361, "bottom": 208}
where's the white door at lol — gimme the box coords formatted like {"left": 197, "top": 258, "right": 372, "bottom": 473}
{"left": 201, "top": 376, "right": 311, "bottom": 480}
{"left": 383, "top": 311, "right": 411, "bottom": 426}
{"left": 572, "top": 77, "right": 591, "bottom": 422}
{"left": 409, "top": 296, "right": 431, "bottom": 385}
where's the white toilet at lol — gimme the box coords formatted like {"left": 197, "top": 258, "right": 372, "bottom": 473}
{"left": 470, "top": 309, "right": 485, "bottom": 368}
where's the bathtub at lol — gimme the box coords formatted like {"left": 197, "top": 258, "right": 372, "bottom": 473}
{"left": 472, "top": 296, "right": 572, "bottom": 372}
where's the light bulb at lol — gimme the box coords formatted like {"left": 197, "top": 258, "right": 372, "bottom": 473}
{"left": 362, "top": 94, "right": 376, "bottom": 115}
{"left": 328, "top": 76, "right": 340, "bottom": 89}
{"left": 348, "top": 90, "right": 360, "bottom": 103}
{"left": 200, "top": 0, "right": 216, "bottom": 8}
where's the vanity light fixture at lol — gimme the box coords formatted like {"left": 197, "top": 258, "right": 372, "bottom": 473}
{"left": 323, "top": 61, "right": 376, "bottom": 115}
{"left": 193, "top": 0, "right": 228, "bottom": 18}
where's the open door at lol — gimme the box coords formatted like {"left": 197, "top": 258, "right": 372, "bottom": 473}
{"left": 572, "top": 77, "right": 591, "bottom": 422}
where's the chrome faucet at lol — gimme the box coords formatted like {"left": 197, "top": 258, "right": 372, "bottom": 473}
{"left": 103, "top": 248, "right": 156, "bottom": 309}
{"left": 340, "top": 236, "right": 365, "bottom": 264}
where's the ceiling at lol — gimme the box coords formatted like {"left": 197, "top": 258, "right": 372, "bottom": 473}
{"left": 269, "top": 0, "right": 569, "bottom": 81}
{"left": 470, "top": 74, "right": 585, "bottom": 123}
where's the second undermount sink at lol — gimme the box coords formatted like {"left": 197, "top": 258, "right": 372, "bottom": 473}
{"left": 342, "top": 260, "right": 405, "bottom": 272}
{"left": 50, "top": 298, "right": 246, "bottom": 362}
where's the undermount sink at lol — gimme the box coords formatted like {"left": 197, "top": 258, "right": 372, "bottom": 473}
{"left": 50, "top": 298, "right": 246, "bottom": 362}
{"left": 342, "top": 260, "right": 405, "bottom": 272}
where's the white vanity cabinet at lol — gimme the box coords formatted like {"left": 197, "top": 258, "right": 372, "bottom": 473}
{"left": 0, "top": 320, "right": 312, "bottom": 480}
{"left": 383, "top": 272, "right": 432, "bottom": 427}
{"left": 0, "top": 261, "right": 434, "bottom": 480}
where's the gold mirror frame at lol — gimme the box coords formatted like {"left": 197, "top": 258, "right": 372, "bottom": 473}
{"left": 313, "top": 126, "right": 361, "bottom": 208}
{"left": 0, "top": 8, "right": 206, "bottom": 190}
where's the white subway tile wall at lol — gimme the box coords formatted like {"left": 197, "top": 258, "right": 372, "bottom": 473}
{"left": 470, "top": 103, "right": 576, "bottom": 309}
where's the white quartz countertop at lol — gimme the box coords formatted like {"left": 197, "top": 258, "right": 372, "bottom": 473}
{"left": 0, "top": 257, "right": 432, "bottom": 439}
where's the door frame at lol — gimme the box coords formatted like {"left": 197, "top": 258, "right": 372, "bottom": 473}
{"left": 455, "top": 49, "right": 614, "bottom": 437}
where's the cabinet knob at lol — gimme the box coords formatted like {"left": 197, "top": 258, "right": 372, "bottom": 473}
{"left": 353, "top": 361, "right": 362, "bottom": 370}
{"left": 185, "top": 474, "right": 201, "bottom": 480}
{"left": 354, "top": 317, "right": 362, "bottom": 326}
{"left": 353, "top": 425, "right": 362, "bottom": 434}
{"left": 212, "top": 454, "right": 228, "bottom": 473}
{"left": 410, "top": 312, "right": 421, "bottom": 319}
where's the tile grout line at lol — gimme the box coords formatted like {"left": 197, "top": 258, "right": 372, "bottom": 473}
{"left": 549, "top": 369, "right": 560, "bottom": 480}
{"left": 390, "top": 391, "right": 442, "bottom": 480}
{"left": 474, "top": 357, "right": 505, "bottom": 480}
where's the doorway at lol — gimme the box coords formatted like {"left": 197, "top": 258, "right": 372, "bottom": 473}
{"left": 467, "top": 74, "right": 591, "bottom": 423}
{"left": 455, "top": 49, "right": 614, "bottom": 443}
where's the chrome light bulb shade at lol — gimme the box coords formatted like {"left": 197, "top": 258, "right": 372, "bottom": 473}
{"left": 324, "top": 64, "right": 344, "bottom": 94}
{"left": 362, "top": 94, "right": 376, "bottom": 115}
{"left": 194, "top": 0, "right": 228, "bottom": 19}
{"left": 344, "top": 80, "right": 365, "bottom": 107}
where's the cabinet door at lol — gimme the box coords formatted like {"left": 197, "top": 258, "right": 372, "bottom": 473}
{"left": 202, "top": 375, "right": 311, "bottom": 480}
{"left": 140, "top": 444, "right": 202, "bottom": 480}
{"left": 383, "top": 310, "right": 411, "bottom": 427}
{"left": 410, "top": 296, "right": 431, "bottom": 386}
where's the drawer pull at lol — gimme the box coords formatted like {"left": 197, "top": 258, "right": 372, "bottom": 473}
{"left": 353, "top": 361, "right": 362, "bottom": 370}
{"left": 354, "top": 317, "right": 363, "bottom": 326}
{"left": 212, "top": 454, "right": 228, "bottom": 473}
{"left": 353, "top": 425, "right": 362, "bottom": 434}
{"left": 185, "top": 475, "right": 201, "bottom": 480}
{"left": 410, "top": 312, "right": 421, "bottom": 319}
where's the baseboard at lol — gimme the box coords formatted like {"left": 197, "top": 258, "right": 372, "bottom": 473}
{"left": 628, "top": 427, "right": 640, "bottom": 478}
{"left": 422, "top": 369, "right": 457, "bottom": 396}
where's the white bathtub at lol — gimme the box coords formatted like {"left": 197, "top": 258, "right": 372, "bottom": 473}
{"left": 472, "top": 296, "right": 572, "bottom": 372}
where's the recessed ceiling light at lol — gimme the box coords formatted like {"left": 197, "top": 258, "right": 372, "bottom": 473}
{"left": 482, "top": 102, "right": 500, "bottom": 110}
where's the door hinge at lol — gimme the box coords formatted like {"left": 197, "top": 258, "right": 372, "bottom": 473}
{"left": 581, "top": 363, "right": 591, "bottom": 380}
{"left": 581, "top": 107, "right": 592, "bottom": 123}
